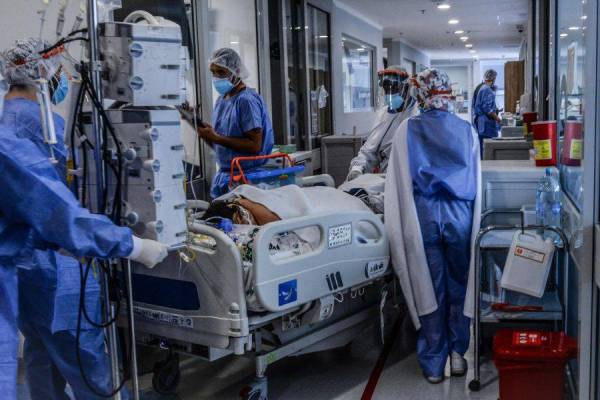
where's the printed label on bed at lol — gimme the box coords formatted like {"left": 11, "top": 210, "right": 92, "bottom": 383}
{"left": 514, "top": 245, "right": 545, "bottom": 263}
{"left": 365, "top": 260, "right": 387, "bottom": 278}
{"left": 133, "top": 307, "right": 194, "bottom": 329}
{"left": 328, "top": 223, "right": 352, "bottom": 248}
{"left": 278, "top": 279, "right": 298, "bottom": 306}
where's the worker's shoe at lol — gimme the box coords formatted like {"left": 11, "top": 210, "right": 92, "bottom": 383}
{"left": 425, "top": 375, "right": 444, "bottom": 384}
{"left": 450, "top": 352, "right": 468, "bottom": 376}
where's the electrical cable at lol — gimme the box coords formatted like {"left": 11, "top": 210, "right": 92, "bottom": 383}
{"left": 76, "top": 260, "right": 127, "bottom": 398}
{"left": 72, "top": 60, "right": 135, "bottom": 397}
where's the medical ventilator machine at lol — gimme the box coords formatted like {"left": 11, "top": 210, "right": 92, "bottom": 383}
{"left": 74, "top": 3, "right": 392, "bottom": 399}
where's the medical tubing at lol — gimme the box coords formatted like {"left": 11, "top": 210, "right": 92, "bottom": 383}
{"left": 77, "top": 261, "right": 127, "bottom": 397}
{"left": 69, "top": 80, "right": 86, "bottom": 196}
{"left": 39, "top": 36, "right": 89, "bottom": 57}
{"left": 78, "top": 64, "right": 138, "bottom": 395}
{"left": 80, "top": 66, "right": 124, "bottom": 220}
{"left": 79, "top": 260, "right": 121, "bottom": 328}
{"left": 123, "top": 10, "right": 160, "bottom": 25}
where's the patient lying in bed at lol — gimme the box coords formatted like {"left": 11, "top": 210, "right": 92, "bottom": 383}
{"left": 197, "top": 184, "right": 383, "bottom": 312}
{"left": 201, "top": 183, "right": 375, "bottom": 225}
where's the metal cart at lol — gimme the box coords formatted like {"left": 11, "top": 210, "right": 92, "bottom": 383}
{"left": 468, "top": 209, "right": 569, "bottom": 392}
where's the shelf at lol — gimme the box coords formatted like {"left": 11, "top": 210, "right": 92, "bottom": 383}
{"left": 481, "top": 290, "right": 563, "bottom": 323}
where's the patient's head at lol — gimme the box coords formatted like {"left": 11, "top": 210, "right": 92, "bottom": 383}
{"left": 201, "top": 200, "right": 236, "bottom": 221}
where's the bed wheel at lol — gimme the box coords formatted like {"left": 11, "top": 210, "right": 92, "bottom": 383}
{"left": 240, "top": 376, "right": 268, "bottom": 400}
{"left": 334, "top": 340, "right": 354, "bottom": 358}
{"left": 152, "top": 353, "right": 181, "bottom": 395}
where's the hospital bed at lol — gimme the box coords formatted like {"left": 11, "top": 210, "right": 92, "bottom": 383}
{"left": 125, "top": 175, "right": 391, "bottom": 399}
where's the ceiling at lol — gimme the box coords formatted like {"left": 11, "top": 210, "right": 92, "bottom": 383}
{"left": 337, "top": 0, "right": 528, "bottom": 60}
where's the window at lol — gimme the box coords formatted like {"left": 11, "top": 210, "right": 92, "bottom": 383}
{"left": 207, "top": 0, "right": 260, "bottom": 103}
{"left": 342, "top": 37, "right": 375, "bottom": 113}
{"left": 556, "top": 0, "right": 586, "bottom": 210}
{"left": 306, "top": 5, "right": 332, "bottom": 143}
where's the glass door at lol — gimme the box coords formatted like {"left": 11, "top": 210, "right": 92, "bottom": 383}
{"left": 275, "top": 0, "right": 332, "bottom": 151}
{"left": 306, "top": 4, "right": 332, "bottom": 149}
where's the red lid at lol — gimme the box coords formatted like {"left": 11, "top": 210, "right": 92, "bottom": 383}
{"left": 493, "top": 329, "right": 577, "bottom": 362}
{"left": 530, "top": 120, "right": 557, "bottom": 126}
{"left": 522, "top": 112, "right": 539, "bottom": 123}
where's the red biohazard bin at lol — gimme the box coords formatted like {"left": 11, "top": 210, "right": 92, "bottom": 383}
{"left": 561, "top": 120, "right": 583, "bottom": 166}
{"left": 493, "top": 329, "right": 577, "bottom": 400}
{"left": 531, "top": 121, "right": 558, "bottom": 167}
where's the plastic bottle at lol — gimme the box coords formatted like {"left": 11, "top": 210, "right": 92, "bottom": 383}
{"left": 535, "top": 168, "right": 562, "bottom": 243}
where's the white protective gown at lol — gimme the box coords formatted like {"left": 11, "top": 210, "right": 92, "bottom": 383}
{"left": 384, "top": 119, "right": 482, "bottom": 329}
{"left": 350, "top": 105, "right": 418, "bottom": 174}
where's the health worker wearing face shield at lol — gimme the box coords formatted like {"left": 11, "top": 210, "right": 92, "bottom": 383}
{"left": 346, "top": 66, "right": 417, "bottom": 182}
{"left": 0, "top": 38, "right": 167, "bottom": 400}
{"left": 189, "top": 48, "right": 274, "bottom": 199}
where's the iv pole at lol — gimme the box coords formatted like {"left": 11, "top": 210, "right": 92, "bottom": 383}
{"left": 85, "top": 1, "right": 140, "bottom": 398}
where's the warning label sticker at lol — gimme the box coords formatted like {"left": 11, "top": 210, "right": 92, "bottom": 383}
{"left": 514, "top": 245, "right": 545, "bottom": 263}
{"left": 570, "top": 139, "right": 583, "bottom": 160}
{"left": 134, "top": 307, "right": 194, "bottom": 329}
{"left": 533, "top": 139, "right": 552, "bottom": 160}
{"left": 513, "top": 331, "right": 543, "bottom": 346}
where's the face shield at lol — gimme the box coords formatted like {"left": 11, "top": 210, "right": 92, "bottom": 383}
{"left": 378, "top": 69, "right": 410, "bottom": 112}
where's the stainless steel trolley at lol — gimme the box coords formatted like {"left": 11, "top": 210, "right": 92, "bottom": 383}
{"left": 468, "top": 209, "right": 569, "bottom": 392}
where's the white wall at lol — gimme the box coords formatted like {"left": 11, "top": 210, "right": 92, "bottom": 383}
{"left": 384, "top": 39, "right": 431, "bottom": 73}
{"left": 330, "top": 1, "right": 384, "bottom": 135}
{"left": 0, "top": 0, "right": 86, "bottom": 118}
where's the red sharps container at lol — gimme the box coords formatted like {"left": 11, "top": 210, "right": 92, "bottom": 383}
{"left": 522, "top": 111, "right": 538, "bottom": 136}
{"left": 561, "top": 120, "right": 583, "bottom": 166}
{"left": 531, "top": 120, "right": 558, "bottom": 167}
{"left": 494, "top": 330, "right": 577, "bottom": 400}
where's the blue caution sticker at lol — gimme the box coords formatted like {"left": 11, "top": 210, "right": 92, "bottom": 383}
{"left": 278, "top": 279, "right": 298, "bottom": 306}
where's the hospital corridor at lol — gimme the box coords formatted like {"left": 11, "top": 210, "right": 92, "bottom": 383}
{"left": 0, "top": 0, "right": 597, "bottom": 399}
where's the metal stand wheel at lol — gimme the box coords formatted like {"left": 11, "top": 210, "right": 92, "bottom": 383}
{"left": 239, "top": 376, "right": 268, "bottom": 400}
{"left": 152, "top": 352, "right": 181, "bottom": 395}
{"left": 469, "top": 379, "right": 481, "bottom": 391}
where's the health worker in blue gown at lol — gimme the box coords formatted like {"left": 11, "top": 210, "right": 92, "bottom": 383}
{"left": 0, "top": 38, "right": 169, "bottom": 400}
{"left": 401, "top": 69, "right": 479, "bottom": 384}
{"left": 472, "top": 69, "right": 501, "bottom": 156}
{"left": 183, "top": 48, "right": 274, "bottom": 199}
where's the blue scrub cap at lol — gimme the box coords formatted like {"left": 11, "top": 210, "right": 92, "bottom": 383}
{"left": 209, "top": 47, "right": 250, "bottom": 81}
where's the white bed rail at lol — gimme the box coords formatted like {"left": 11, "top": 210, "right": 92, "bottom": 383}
{"left": 252, "top": 211, "right": 390, "bottom": 312}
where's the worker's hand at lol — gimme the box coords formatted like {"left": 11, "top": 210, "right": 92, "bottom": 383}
{"left": 178, "top": 102, "right": 198, "bottom": 125}
{"left": 129, "top": 236, "right": 169, "bottom": 268}
{"left": 197, "top": 123, "right": 220, "bottom": 144}
{"left": 346, "top": 167, "right": 363, "bottom": 182}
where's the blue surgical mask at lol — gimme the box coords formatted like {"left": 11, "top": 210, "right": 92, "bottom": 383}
{"left": 50, "top": 72, "right": 69, "bottom": 105}
{"left": 213, "top": 77, "right": 235, "bottom": 95}
{"left": 385, "top": 93, "right": 404, "bottom": 111}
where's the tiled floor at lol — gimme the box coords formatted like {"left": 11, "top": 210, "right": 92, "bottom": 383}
{"left": 18, "top": 323, "right": 500, "bottom": 400}
{"left": 134, "top": 323, "right": 499, "bottom": 400}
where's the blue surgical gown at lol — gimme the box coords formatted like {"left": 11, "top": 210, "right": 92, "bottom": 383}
{"left": 407, "top": 109, "right": 477, "bottom": 378}
{"left": 211, "top": 88, "right": 274, "bottom": 198}
{"left": 0, "top": 122, "right": 134, "bottom": 399}
{"left": 472, "top": 84, "right": 499, "bottom": 139}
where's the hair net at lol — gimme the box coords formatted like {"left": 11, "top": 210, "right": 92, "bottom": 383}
{"left": 0, "top": 63, "right": 7, "bottom": 118}
{"left": 209, "top": 47, "right": 250, "bottom": 81}
{"left": 1, "top": 38, "right": 61, "bottom": 86}
{"left": 484, "top": 69, "right": 497, "bottom": 82}
{"left": 410, "top": 68, "right": 453, "bottom": 110}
